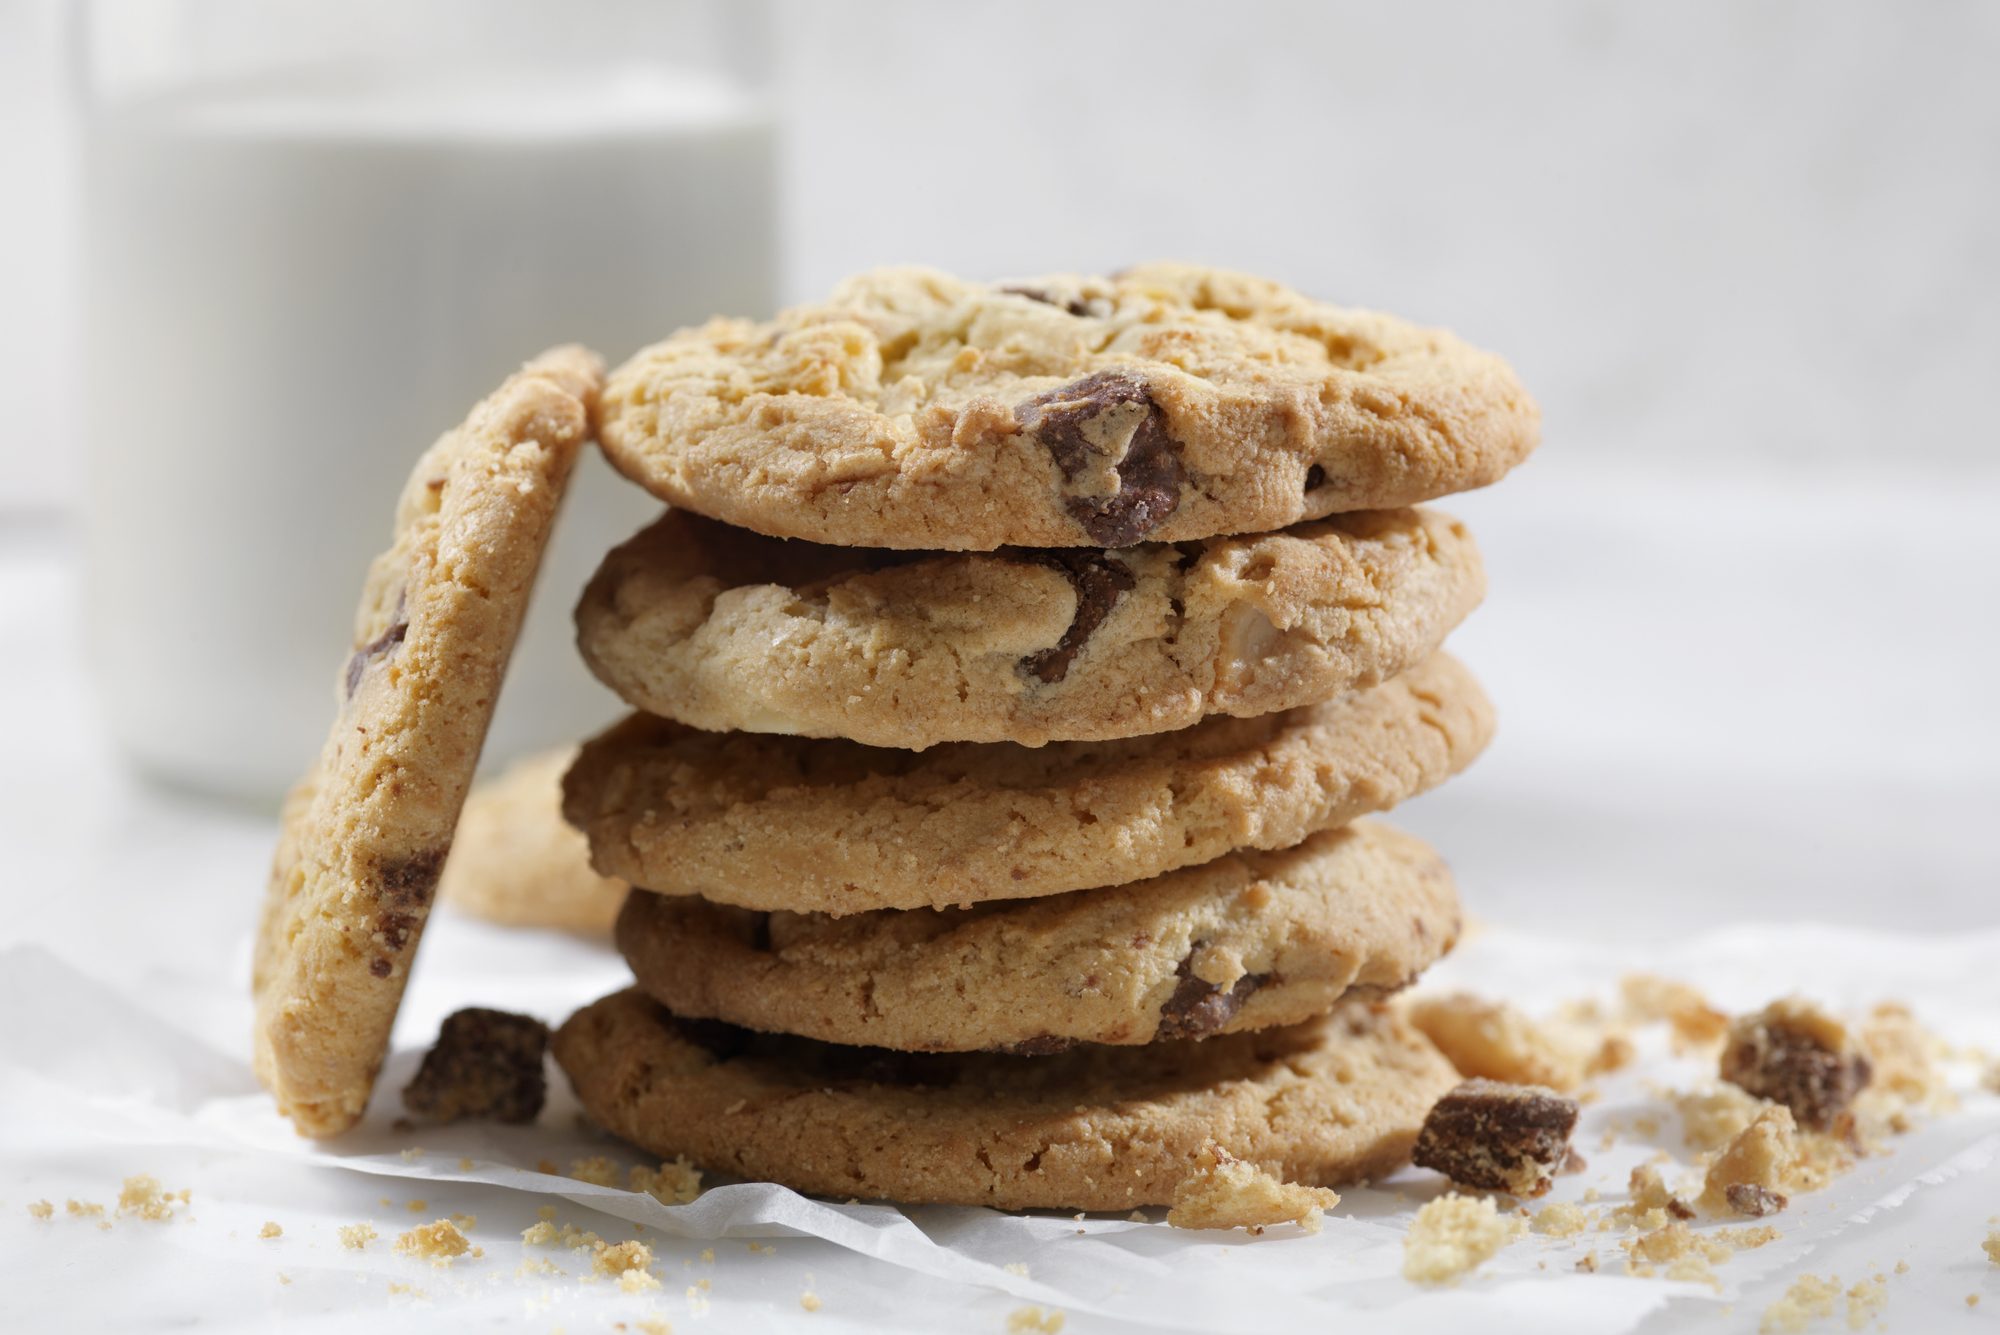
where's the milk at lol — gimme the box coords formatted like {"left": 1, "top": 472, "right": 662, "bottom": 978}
{"left": 81, "top": 66, "right": 777, "bottom": 802}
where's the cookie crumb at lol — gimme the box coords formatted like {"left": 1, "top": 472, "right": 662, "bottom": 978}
{"left": 116, "top": 1175, "right": 188, "bottom": 1222}
{"left": 1166, "top": 1143, "right": 1338, "bottom": 1233}
{"left": 386, "top": 1281, "right": 423, "bottom": 1297}
{"left": 1761, "top": 1273, "right": 1840, "bottom": 1333}
{"left": 26, "top": 1200, "right": 52, "bottom": 1220}
{"left": 399, "top": 1146, "right": 425, "bottom": 1162}
{"left": 259, "top": 1221, "right": 283, "bottom": 1240}
{"left": 637, "top": 1320, "right": 673, "bottom": 1335}
{"left": 1408, "top": 994, "right": 1585, "bottom": 1091}
{"left": 1846, "top": 1277, "right": 1887, "bottom": 1329}
{"left": 628, "top": 1157, "right": 704, "bottom": 1206}
{"left": 1675, "top": 1084, "right": 1766, "bottom": 1151}
{"left": 1006, "top": 1307, "right": 1065, "bottom": 1334}
{"left": 394, "top": 1218, "right": 471, "bottom": 1265}
{"left": 405, "top": 1198, "right": 427, "bottom": 1212}
{"left": 1612, "top": 1165, "right": 1695, "bottom": 1230}
{"left": 1721, "top": 999, "right": 1871, "bottom": 1132}
{"left": 1412, "top": 1079, "right": 1578, "bottom": 1198}
{"left": 1702, "top": 1107, "right": 1810, "bottom": 1213}
{"left": 338, "top": 1223, "right": 378, "bottom": 1250}
{"left": 800, "top": 1291, "right": 821, "bottom": 1312}
{"left": 1531, "top": 1202, "right": 1589, "bottom": 1238}
{"left": 1576, "top": 1250, "right": 1598, "bottom": 1272}
{"left": 1984, "top": 1229, "right": 2000, "bottom": 1264}
{"left": 568, "top": 1156, "right": 621, "bottom": 1187}
{"left": 1004, "top": 1262, "right": 1030, "bottom": 1277}
{"left": 1857, "top": 1003, "right": 1951, "bottom": 1126}
{"left": 1724, "top": 1183, "right": 1788, "bottom": 1217}
{"left": 66, "top": 1199, "right": 105, "bottom": 1220}
{"left": 1402, "top": 1192, "right": 1524, "bottom": 1285}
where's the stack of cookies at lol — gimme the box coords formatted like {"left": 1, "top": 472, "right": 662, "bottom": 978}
{"left": 546, "top": 265, "right": 1540, "bottom": 1211}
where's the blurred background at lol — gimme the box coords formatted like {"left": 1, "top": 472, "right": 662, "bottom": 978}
{"left": 1, "top": 0, "right": 1995, "bottom": 964}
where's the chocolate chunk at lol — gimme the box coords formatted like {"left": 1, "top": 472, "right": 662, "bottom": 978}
{"left": 372, "top": 847, "right": 446, "bottom": 953}
{"left": 1014, "top": 371, "right": 1186, "bottom": 546}
{"left": 1017, "top": 552, "right": 1135, "bottom": 684}
{"left": 344, "top": 591, "right": 409, "bottom": 698}
{"left": 1303, "top": 464, "right": 1327, "bottom": 494}
{"left": 1411, "top": 1078, "right": 1580, "bottom": 1198}
{"left": 401, "top": 1007, "right": 549, "bottom": 1125}
{"left": 1719, "top": 1000, "right": 1871, "bottom": 1132}
{"left": 1723, "top": 1182, "right": 1788, "bottom": 1217}
{"left": 1000, "top": 284, "right": 1096, "bottom": 317}
{"left": 1156, "top": 954, "right": 1268, "bottom": 1042}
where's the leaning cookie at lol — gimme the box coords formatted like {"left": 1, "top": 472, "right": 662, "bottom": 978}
{"left": 438, "top": 748, "right": 627, "bottom": 935}
{"left": 599, "top": 264, "right": 1538, "bottom": 550}
{"left": 575, "top": 508, "right": 1483, "bottom": 750}
{"left": 564, "top": 652, "right": 1490, "bottom": 914}
{"left": 615, "top": 821, "right": 1458, "bottom": 1053}
{"left": 251, "top": 347, "right": 600, "bottom": 1139}
{"left": 555, "top": 988, "right": 1458, "bottom": 1210}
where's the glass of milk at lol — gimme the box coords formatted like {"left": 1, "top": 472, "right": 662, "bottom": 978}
{"left": 75, "top": 0, "right": 778, "bottom": 803}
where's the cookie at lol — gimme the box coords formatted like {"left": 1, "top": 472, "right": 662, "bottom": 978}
{"left": 598, "top": 264, "right": 1537, "bottom": 550}
{"left": 564, "top": 651, "right": 1490, "bottom": 914}
{"left": 614, "top": 821, "right": 1459, "bottom": 1053}
{"left": 553, "top": 988, "right": 1460, "bottom": 1210}
{"left": 575, "top": 507, "right": 1482, "bottom": 750}
{"left": 251, "top": 346, "right": 601, "bottom": 1138}
{"left": 438, "top": 748, "right": 627, "bottom": 934}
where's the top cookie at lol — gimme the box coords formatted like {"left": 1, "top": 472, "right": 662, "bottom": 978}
{"left": 599, "top": 264, "right": 1538, "bottom": 551}
{"left": 251, "top": 346, "right": 601, "bottom": 1139}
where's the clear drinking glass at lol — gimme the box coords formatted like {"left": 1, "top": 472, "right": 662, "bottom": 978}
{"left": 75, "top": 0, "right": 777, "bottom": 803}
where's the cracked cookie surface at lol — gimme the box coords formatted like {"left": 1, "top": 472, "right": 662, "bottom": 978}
{"left": 564, "top": 651, "right": 1490, "bottom": 913}
{"left": 251, "top": 347, "right": 600, "bottom": 1138}
{"left": 574, "top": 507, "right": 1483, "bottom": 750}
{"left": 553, "top": 987, "right": 1458, "bottom": 1210}
{"left": 614, "top": 820, "right": 1459, "bottom": 1052}
{"left": 598, "top": 264, "right": 1538, "bottom": 550}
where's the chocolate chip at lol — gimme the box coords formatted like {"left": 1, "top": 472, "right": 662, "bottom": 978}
{"left": 1720, "top": 1006, "right": 1872, "bottom": 1132}
{"left": 1412, "top": 1078, "right": 1580, "bottom": 1198}
{"left": 1014, "top": 371, "right": 1186, "bottom": 546}
{"left": 401, "top": 1007, "right": 549, "bottom": 1125}
{"left": 1155, "top": 954, "right": 1267, "bottom": 1041}
{"left": 1723, "top": 1182, "right": 1788, "bottom": 1217}
{"left": 377, "top": 848, "right": 447, "bottom": 906}
{"left": 1000, "top": 284, "right": 1095, "bottom": 317}
{"left": 344, "top": 592, "right": 410, "bottom": 698}
{"left": 1017, "top": 552, "right": 1135, "bottom": 684}
{"left": 1303, "top": 464, "right": 1327, "bottom": 494}
{"left": 370, "top": 958, "right": 392, "bottom": 978}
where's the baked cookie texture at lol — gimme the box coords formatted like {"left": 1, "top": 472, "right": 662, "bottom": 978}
{"left": 614, "top": 821, "right": 1460, "bottom": 1053}
{"left": 439, "top": 747, "right": 627, "bottom": 934}
{"left": 564, "top": 651, "right": 1491, "bottom": 913}
{"left": 552, "top": 987, "right": 1460, "bottom": 1210}
{"left": 251, "top": 346, "right": 601, "bottom": 1139}
{"left": 575, "top": 506, "right": 1483, "bottom": 750}
{"left": 598, "top": 264, "right": 1538, "bottom": 551}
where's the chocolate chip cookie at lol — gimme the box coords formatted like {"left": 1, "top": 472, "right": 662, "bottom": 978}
{"left": 438, "top": 748, "right": 627, "bottom": 934}
{"left": 575, "top": 507, "right": 1483, "bottom": 750}
{"left": 563, "top": 651, "right": 1489, "bottom": 913}
{"left": 598, "top": 264, "right": 1538, "bottom": 550}
{"left": 251, "top": 346, "right": 601, "bottom": 1138}
{"left": 614, "top": 821, "right": 1458, "bottom": 1053}
{"left": 553, "top": 987, "right": 1459, "bottom": 1210}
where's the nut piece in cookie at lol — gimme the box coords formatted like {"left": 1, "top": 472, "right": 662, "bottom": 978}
{"left": 402, "top": 1007, "right": 550, "bottom": 1125}
{"left": 1698, "top": 1105, "right": 1798, "bottom": 1215}
{"left": 1166, "top": 1143, "right": 1339, "bottom": 1233}
{"left": 1412, "top": 1079, "right": 1579, "bottom": 1198}
{"left": 1720, "top": 997, "right": 1871, "bottom": 1132}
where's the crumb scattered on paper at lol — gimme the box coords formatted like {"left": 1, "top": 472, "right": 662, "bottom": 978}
{"left": 1402, "top": 1193, "right": 1524, "bottom": 1285}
